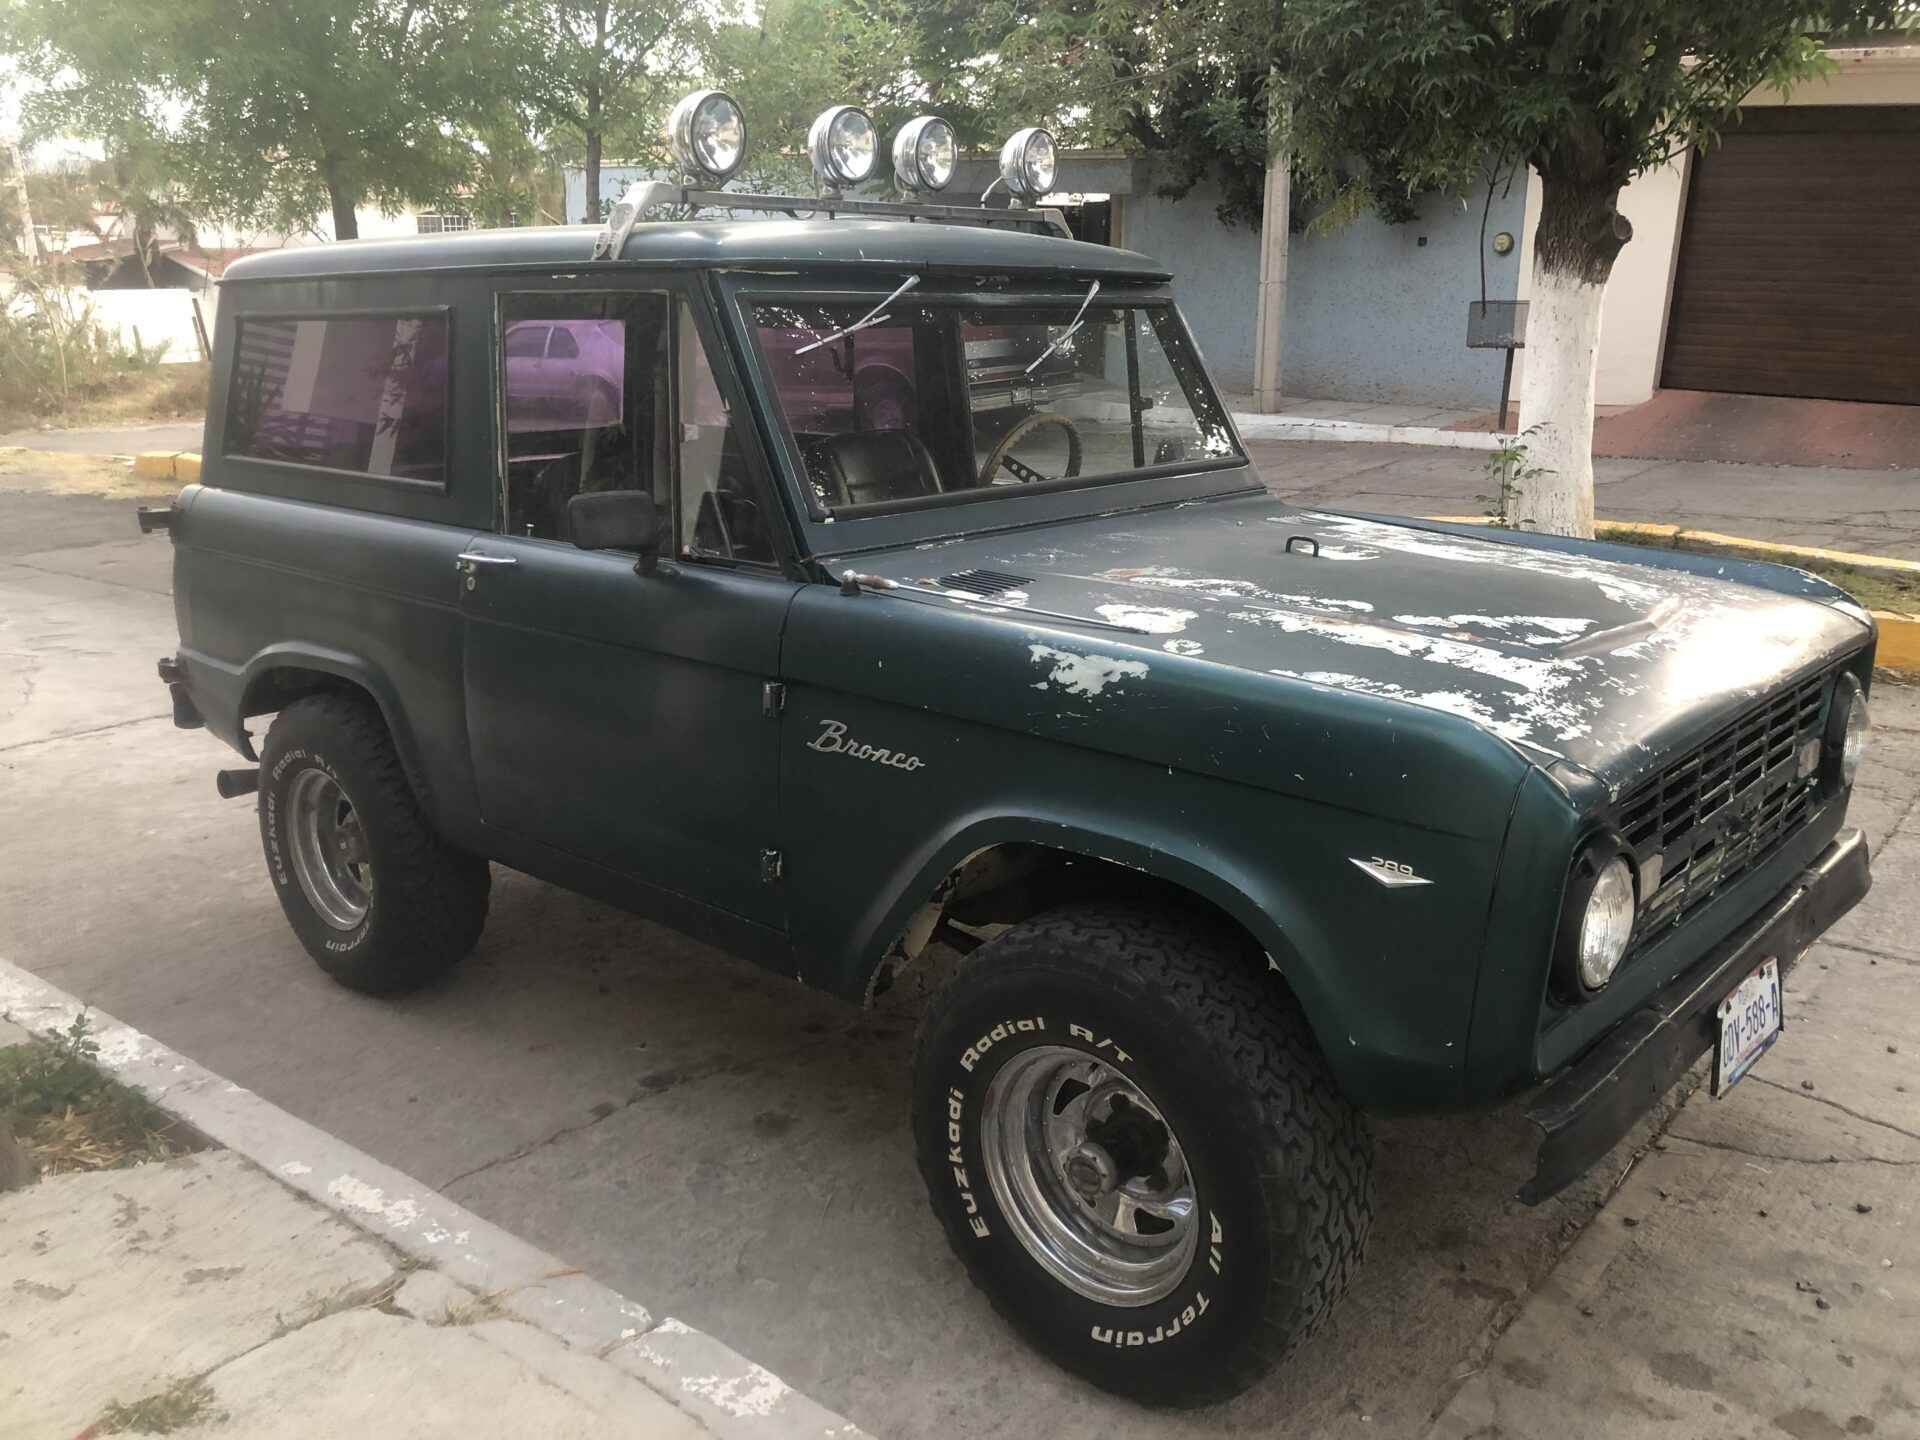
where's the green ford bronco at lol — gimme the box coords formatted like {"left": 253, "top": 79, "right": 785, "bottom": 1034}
{"left": 142, "top": 94, "right": 1874, "bottom": 1405}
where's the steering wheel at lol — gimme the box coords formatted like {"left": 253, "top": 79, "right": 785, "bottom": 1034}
{"left": 977, "top": 412, "right": 1084, "bottom": 487}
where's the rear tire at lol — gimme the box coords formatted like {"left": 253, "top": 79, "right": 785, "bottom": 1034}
{"left": 911, "top": 903, "right": 1372, "bottom": 1405}
{"left": 259, "top": 692, "right": 489, "bottom": 994}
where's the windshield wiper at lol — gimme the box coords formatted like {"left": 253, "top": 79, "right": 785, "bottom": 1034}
{"left": 1024, "top": 279, "right": 1100, "bottom": 375}
{"left": 794, "top": 274, "right": 921, "bottom": 356}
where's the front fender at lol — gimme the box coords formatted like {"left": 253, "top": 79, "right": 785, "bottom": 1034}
{"left": 781, "top": 689, "right": 1518, "bottom": 1112}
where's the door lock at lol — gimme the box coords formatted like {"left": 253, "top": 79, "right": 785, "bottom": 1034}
{"left": 456, "top": 552, "right": 518, "bottom": 588}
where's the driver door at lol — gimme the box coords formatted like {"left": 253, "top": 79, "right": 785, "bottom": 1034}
{"left": 459, "top": 282, "right": 797, "bottom": 925}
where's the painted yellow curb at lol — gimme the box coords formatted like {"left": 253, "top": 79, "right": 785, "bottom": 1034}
{"left": 1423, "top": 514, "right": 1920, "bottom": 677}
{"left": 131, "top": 451, "right": 201, "bottom": 485}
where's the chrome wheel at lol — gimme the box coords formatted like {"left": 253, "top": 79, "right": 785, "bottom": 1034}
{"left": 286, "top": 767, "right": 372, "bottom": 930}
{"left": 980, "top": 1045, "right": 1198, "bottom": 1306}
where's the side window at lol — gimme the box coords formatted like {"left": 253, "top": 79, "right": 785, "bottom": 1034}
{"left": 226, "top": 313, "right": 449, "bottom": 484}
{"left": 498, "top": 292, "right": 669, "bottom": 541}
{"left": 677, "top": 303, "right": 774, "bottom": 565}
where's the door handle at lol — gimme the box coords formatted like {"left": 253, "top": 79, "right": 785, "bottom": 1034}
{"left": 456, "top": 552, "right": 518, "bottom": 572}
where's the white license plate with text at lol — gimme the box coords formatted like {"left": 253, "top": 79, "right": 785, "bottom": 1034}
{"left": 1714, "top": 957, "right": 1783, "bottom": 1096}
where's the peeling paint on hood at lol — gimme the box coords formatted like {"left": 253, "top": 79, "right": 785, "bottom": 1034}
{"left": 864, "top": 493, "right": 1870, "bottom": 789}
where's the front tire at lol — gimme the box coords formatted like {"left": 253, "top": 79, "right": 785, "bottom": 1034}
{"left": 259, "top": 692, "right": 490, "bottom": 994}
{"left": 911, "top": 904, "right": 1372, "bottom": 1405}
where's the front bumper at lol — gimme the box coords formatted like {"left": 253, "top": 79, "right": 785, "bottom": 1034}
{"left": 1519, "top": 828, "right": 1870, "bottom": 1204}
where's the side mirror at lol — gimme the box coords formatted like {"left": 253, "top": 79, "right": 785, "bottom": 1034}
{"left": 567, "top": 490, "right": 662, "bottom": 575}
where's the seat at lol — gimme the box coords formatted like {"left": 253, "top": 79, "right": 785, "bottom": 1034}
{"left": 803, "top": 429, "right": 945, "bottom": 507}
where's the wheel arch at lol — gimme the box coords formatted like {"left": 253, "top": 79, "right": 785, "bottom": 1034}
{"left": 240, "top": 644, "right": 433, "bottom": 810}
{"left": 829, "top": 817, "right": 1337, "bottom": 1066}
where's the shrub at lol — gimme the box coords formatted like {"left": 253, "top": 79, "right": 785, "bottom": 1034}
{"left": 0, "top": 265, "right": 170, "bottom": 422}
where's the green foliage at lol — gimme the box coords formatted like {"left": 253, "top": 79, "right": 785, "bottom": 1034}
{"left": 0, "top": 1011, "right": 181, "bottom": 1171}
{"left": 970, "top": 0, "right": 1277, "bottom": 225}
{"left": 0, "top": 266, "right": 171, "bottom": 419}
{"left": 3, "top": 0, "right": 545, "bottom": 239}
{"left": 709, "top": 0, "right": 1011, "bottom": 161}
{"left": 0, "top": 1013, "right": 106, "bottom": 1117}
{"left": 1276, "top": 0, "right": 1914, "bottom": 274}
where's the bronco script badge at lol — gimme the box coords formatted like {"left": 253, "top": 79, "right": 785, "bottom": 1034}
{"left": 807, "top": 718, "right": 927, "bottom": 773}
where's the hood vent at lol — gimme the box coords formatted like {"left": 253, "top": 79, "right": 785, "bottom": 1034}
{"left": 937, "top": 568, "right": 1032, "bottom": 598}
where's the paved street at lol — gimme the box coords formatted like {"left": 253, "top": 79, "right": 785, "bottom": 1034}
{"left": 2, "top": 452, "right": 1915, "bottom": 1437}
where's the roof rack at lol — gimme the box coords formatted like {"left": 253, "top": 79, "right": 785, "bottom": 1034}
{"left": 592, "top": 180, "right": 1071, "bottom": 261}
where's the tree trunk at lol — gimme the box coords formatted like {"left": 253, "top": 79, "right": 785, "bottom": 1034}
{"left": 584, "top": 119, "right": 602, "bottom": 224}
{"left": 1510, "top": 174, "right": 1632, "bottom": 538}
{"left": 583, "top": 0, "right": 608, "bottom": 223}
{"left": 322, "top": 154, "right": 358, "bottom": 241}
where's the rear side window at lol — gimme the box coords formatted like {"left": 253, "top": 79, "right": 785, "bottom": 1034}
{"left": 225, "top": 313, "right": 450, "bottom": 485}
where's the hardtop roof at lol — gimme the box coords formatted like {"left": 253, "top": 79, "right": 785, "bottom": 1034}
{"left": 219, "top": 218, "right": 1172, "bottom": 285}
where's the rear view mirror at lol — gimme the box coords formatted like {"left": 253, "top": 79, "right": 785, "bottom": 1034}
{"left": 568, "top": 491, "right": 661, "bottom": 575}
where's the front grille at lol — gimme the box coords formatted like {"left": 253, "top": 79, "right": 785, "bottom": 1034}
{"left": 1614, "top": 669, "right": 1833, "bottom": 951}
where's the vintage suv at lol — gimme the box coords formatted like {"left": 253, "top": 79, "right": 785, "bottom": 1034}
{"left": 142, "top": 94, "right": 1875, "bottom": 1405}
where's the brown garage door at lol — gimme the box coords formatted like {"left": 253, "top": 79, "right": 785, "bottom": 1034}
{"left": 1661, "top": 106, "right": 1920, "bottom": 405}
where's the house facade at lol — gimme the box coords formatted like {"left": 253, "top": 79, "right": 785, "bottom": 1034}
{"left": 1509, "top": 43, "right": 1920, "bottom": 410}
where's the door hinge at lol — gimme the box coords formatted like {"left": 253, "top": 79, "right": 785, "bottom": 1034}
{"left": 760, "top": 849, "right": 784, "bottom": 884}
{"left": 762, "top": 681, "right": 786, "bottom": 718}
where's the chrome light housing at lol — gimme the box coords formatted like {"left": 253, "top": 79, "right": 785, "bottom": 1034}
{"left": 666, "top": 90, "right": 747, "bottom": 182}
{"left": 998, "top": 126, "right": 1057, "bottom": 200}
{"left": 1828, "top": 672, "right": 1870, "bottom": 787}
{"left": 1556, "top": 845, "right": 1636, "bottom": 997}
{"left": 893, "top": 115, "right": 957, "bottom": 193}
{"left": 809, "top": 105, "right": 878, "bottom": 189}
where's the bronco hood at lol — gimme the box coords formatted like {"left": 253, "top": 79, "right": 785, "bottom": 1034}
{"left": 856, "top": 492, "right": 1872, "bottom": 790}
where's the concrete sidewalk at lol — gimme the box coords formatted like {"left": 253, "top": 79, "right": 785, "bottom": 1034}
{"left": 0, "top": 985, "right": 869, "bottom": 1440}
{"left": 1249, "top": 439, "right": 1920, "bottom": 561}
{"left": 4, "top": 1151, "right": 709, "bottom": 1438}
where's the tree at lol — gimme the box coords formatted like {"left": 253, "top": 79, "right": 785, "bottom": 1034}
{"left": 4, "top": 0, "right": 540, "bottom": 241}
{"left": 86, "top": 133, "right": 200, "bottom": 286}
{"left": 704, "top": 0, "right": 1006, "bottom": 194}
{"left": 542, "top": 0, "right": 720, "bottom": 224}
{"left": 972, "top": 0, "right": 1275, "bottom": 225}
{"left": 1277, "top": 1, "right": 1912, "bottom": 536}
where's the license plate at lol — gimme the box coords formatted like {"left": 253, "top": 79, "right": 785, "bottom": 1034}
{"left": 1714, "top": 957, "right": 1783, "bottom": 1096}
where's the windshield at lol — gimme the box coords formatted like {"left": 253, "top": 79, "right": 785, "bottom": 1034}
{"left": 746, "top": 296, "right": 1242, "bottom": 516}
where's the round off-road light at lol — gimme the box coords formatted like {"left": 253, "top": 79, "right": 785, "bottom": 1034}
{"left": 998, "top": 126, "right": 1057, "bottom": 200}
{"left": 667, "top": 90, "right": 746, "bottom": 181}
{"left": 809, "top": 105, "right": 878, "bottom": 189}
{"left": 1576, "top": 856, "right": 1636, "bottom": 991}
{"left": 893, "top": 115, "right": 956, "bottom": 193}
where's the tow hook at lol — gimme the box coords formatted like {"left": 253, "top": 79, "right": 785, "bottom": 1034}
{"left": 215, "top": 768, "right": 260, "bottom": 800}
{"left": 136, "top": 505, "right": 175, "bottom": 534}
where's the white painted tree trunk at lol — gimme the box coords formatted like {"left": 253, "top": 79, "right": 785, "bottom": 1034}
{"left": 1511, "top": 259, "right": 1607, "bottom": 538}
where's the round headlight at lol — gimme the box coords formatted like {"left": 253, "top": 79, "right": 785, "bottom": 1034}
{"left": 1577, "top": 857, "right": 1636, "bottom": 991}
{"left": 809, "top": 105, "right": 878, "bottom": 189}
{"left": 893, "top": 115, "right": 956, "bottom": 193}
{"left": 667, "top": 90, "right": 746, "bottom": 181}
{"left": 1829, "top": 676, "right": 1870, "bottom": 787}
{"left": 998, "top": 126, "right": 1057, "bottom": 200}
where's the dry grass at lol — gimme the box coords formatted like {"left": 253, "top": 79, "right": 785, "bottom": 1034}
{"left": 5, "top": 362, "right": 209, "bottom": 433}
{"left": 90, "top": 1375, "right": 223, "bottom": 1435}
{"left": 0, "top": 447, "right": 169, "bottom": 499}
{"left": 0, "top": 1014, "right": 193, "bottom": 1176}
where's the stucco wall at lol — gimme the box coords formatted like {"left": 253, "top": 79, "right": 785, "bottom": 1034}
{"left": 1282, "top": 179, "right": 1527, "bottom": 407}
{"left": 1120, "top": 182, "right": 1262, "bottom": 390}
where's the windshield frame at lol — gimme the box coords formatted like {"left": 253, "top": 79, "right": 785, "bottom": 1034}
{"left": 716, "top": 273, "right": 1258, "bottom": 558}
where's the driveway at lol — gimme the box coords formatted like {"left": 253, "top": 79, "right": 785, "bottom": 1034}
{"left": 3, "top": 465, "right": 1913, "bottom": 1438}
